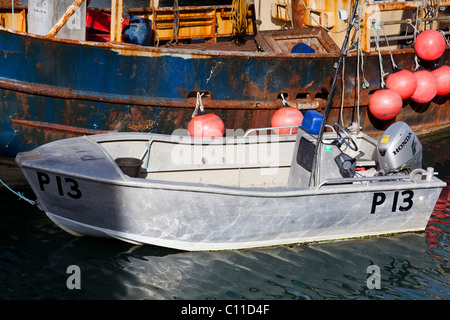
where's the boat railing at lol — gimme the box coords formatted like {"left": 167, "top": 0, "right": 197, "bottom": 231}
{"left": 316, "top": 168, "right": 436, "bottom": 189}
{"left": 243, "top": 125, "right": 299, "bottom": 137}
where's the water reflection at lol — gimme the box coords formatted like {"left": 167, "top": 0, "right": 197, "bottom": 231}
{"left": 30, "top": 229, "right": 441, "bottom": 300}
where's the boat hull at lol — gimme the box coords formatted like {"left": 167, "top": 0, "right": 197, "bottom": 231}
{"left": 38, "top": 181, "right": 441, "bottom": 251}
{"left": 17, "top": 140, "right": 445, "bottom": 251}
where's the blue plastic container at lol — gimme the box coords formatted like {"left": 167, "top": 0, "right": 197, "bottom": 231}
{"left": 124, "top": 16, "right": 152, "bottom": 46}
{"left": 291, "top": 42, "right": 315, "bottom": 53}
{"left": 302, "top": 110, "right": 324, "bottom": 134}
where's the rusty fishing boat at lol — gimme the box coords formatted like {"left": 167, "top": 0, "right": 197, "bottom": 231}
{"left": 1, "top": 0, "right": 450, "bottom": 187}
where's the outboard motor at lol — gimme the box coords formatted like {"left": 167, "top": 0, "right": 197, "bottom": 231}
{"left": 377, "top": 122, "right": 423, "bottom": 174}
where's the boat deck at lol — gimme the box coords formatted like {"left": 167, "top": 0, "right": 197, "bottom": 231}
{"left": 158, "top": 36, "right": 259, "bottom": 52}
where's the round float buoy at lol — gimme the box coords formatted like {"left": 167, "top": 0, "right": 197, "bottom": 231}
{"left": 410, "top": 70, "right": 438, "bottom": 103}
{"left": 271, "top": 106, "right": 304, "bottom": 134}
{"left": 187, "top": 112, "right": 225, "bottom": 137}
{"left": 368, "top": 89, "right": 403, "bottom": 120}
{"left": 385, "top": 69, "right": 417, "bottom": 100}
{"left": 414, "top": 30, "right": 446, "bottom": 61}
{"left": 431, "top": 65, "right": 450, "bottom": 96}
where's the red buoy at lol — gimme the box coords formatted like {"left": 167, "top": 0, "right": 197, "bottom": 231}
{"left": 187, "top": 113, "right": 225, "bottom": 137}
{"left": 431, "top": 65, "right": 450, "bottom": 96}
{"left": 414, "top": 30, "right": 446, "bottom": 61}
{"left": 271, "top": 106, "right": 304, "bottom": 134}
{"left": 368, "top": 89, "right": 403, "bottom": 120}
{"left": 385, "top": 69, "right": 417, "bottom": 100}
{"left": 410, "top": 70, "right": 438, "bottom": 103}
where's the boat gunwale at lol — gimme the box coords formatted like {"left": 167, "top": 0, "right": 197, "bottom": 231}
{"left": 0, "top": 25, "right": 423, "bottom": 59}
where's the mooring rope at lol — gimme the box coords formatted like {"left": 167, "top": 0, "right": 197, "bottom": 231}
{"left": 0, "top": 178, "right": 35, "bottom": 206}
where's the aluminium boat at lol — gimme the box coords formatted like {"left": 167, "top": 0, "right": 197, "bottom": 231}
{"left": 15, "top": 119, "right": 446, "bottom": 251}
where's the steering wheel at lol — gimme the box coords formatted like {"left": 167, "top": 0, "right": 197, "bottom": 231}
{"left": 333, "top": 123, "right": 358, "bottom": 151}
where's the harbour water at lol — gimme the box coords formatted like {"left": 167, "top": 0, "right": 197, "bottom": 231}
{"left": 0, "top": 127, "right": 449, "bottom": 303}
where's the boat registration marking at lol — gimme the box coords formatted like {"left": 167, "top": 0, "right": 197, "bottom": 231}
{"left": 36, "top": 171, "right": 82, "bottom": 199}
{"left": 370, "top": 190, "right": 414, "bottom": 214}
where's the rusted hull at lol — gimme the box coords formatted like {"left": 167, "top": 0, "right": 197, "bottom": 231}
{"left": 0, "top": 27, "right": 449, "bottom": 160}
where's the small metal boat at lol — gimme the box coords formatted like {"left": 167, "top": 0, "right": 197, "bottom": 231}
{"left": 15, "top": 120, "right": 446, "bottom": 251}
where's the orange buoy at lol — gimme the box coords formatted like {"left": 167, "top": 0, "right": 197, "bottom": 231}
{"left": 431, "top": 65, "right": 450, "bottom": 96}
{"left": 414, "top": 30, "right": 446, "bottom": 61}
{"left": 271, "top": 106, "right": 304, "bottom": 134}
{"left": 410, "top": 70, "right": 438, "bottom": 103}
{"left": 385, "top": 69, "right": 417, "bottom": 100}
{"left": 368, "top": 89, "right": 403, "bottom": 120}
{"left": 187, "top": 112, "right": 225, "bottom": 137}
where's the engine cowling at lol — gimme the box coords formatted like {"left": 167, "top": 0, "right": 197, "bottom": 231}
{"left": 377, "top": 122, "right": 423, "bottom": 174}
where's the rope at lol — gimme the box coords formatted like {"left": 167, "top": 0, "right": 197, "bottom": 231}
{"left": 151, "top": 0, "right": 160, "bottom": 46}
{"left": 340, "top": 56, "right": 345, "bottom": 127}
{"left": 191, "top": 92, "right": 205, "bottom": 118}
{"left": 355, "top": 1, "right": 364, "bottom": 127}
{"left": 168, "top": 0, "right": 179, "bottom": 45}
{"left": 381, "top": 24, "right": 398, "bottom": 70}
{"left": 373, "top": 21, "right": 388, "bottom": 88}
{"left": 280, "top": 93, "right": 289, "bottom": 107}
{"left": 413, "top": 6, "right": 422, "bottom": 70}
{"left": 0, "top": 178, "right": 36, "bottom": 206}
{"left": 231, "top": 0, "right": 249, "bottom": 36}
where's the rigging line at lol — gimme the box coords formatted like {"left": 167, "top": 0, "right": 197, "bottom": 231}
{"left": 340, "top": 56, "right": 345, "bottom": 127}
{"left": 308, "top": 0, "right": 360, "bottom": 187}
{"left": 413, "top": 6, "right": 421, "bottom": 70}
{"left": 381, "top": 24, "right": 398, "bottom": 70}
{"left": 373, "top": 21, "right": 388, "bottom": 88}
{"left": 151, "top": 0, "right": 160, "bottom": 46}
{"left": 168, "top": 0, "right": 179, "bottom": 45}
{"left": 355, "top": 0, "right": 364, "bottom": 127}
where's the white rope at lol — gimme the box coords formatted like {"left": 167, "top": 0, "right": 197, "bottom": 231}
{"left": 192, "top": 92, "right": 205, "bottom": 118}
{"left": 373, "top": 21, "right": 388, "bottom": 88}
{"left": 280, "top": 93, "right": 289, "bottom": 107}
{"left": 412, "top": 7, "right": 421, "bottom": 70}
{"left": 340, "top": 56, "right": 345, "bottom": 127}
{"left": 439, "top": 29, "right": 450, "bottom": 46}
{"left": 381, "top": 24, "right": 398, "bottom": 70}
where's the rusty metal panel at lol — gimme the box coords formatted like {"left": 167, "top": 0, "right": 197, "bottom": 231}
{"left": 0, "top": 27, "right": 449, "bottom": 158}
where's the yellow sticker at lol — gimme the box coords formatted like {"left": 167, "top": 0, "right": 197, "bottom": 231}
{"left": 380, "top": 135, "right": 390, "bottom": 143}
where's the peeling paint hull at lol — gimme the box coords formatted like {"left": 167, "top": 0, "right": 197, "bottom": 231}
{"left": 0, "top": 27, "right": 449, "bottom": 163}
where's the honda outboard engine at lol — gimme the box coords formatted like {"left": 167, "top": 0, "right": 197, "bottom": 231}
{"left": 377, "top": 122, "right": 423, "bottom": 174}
